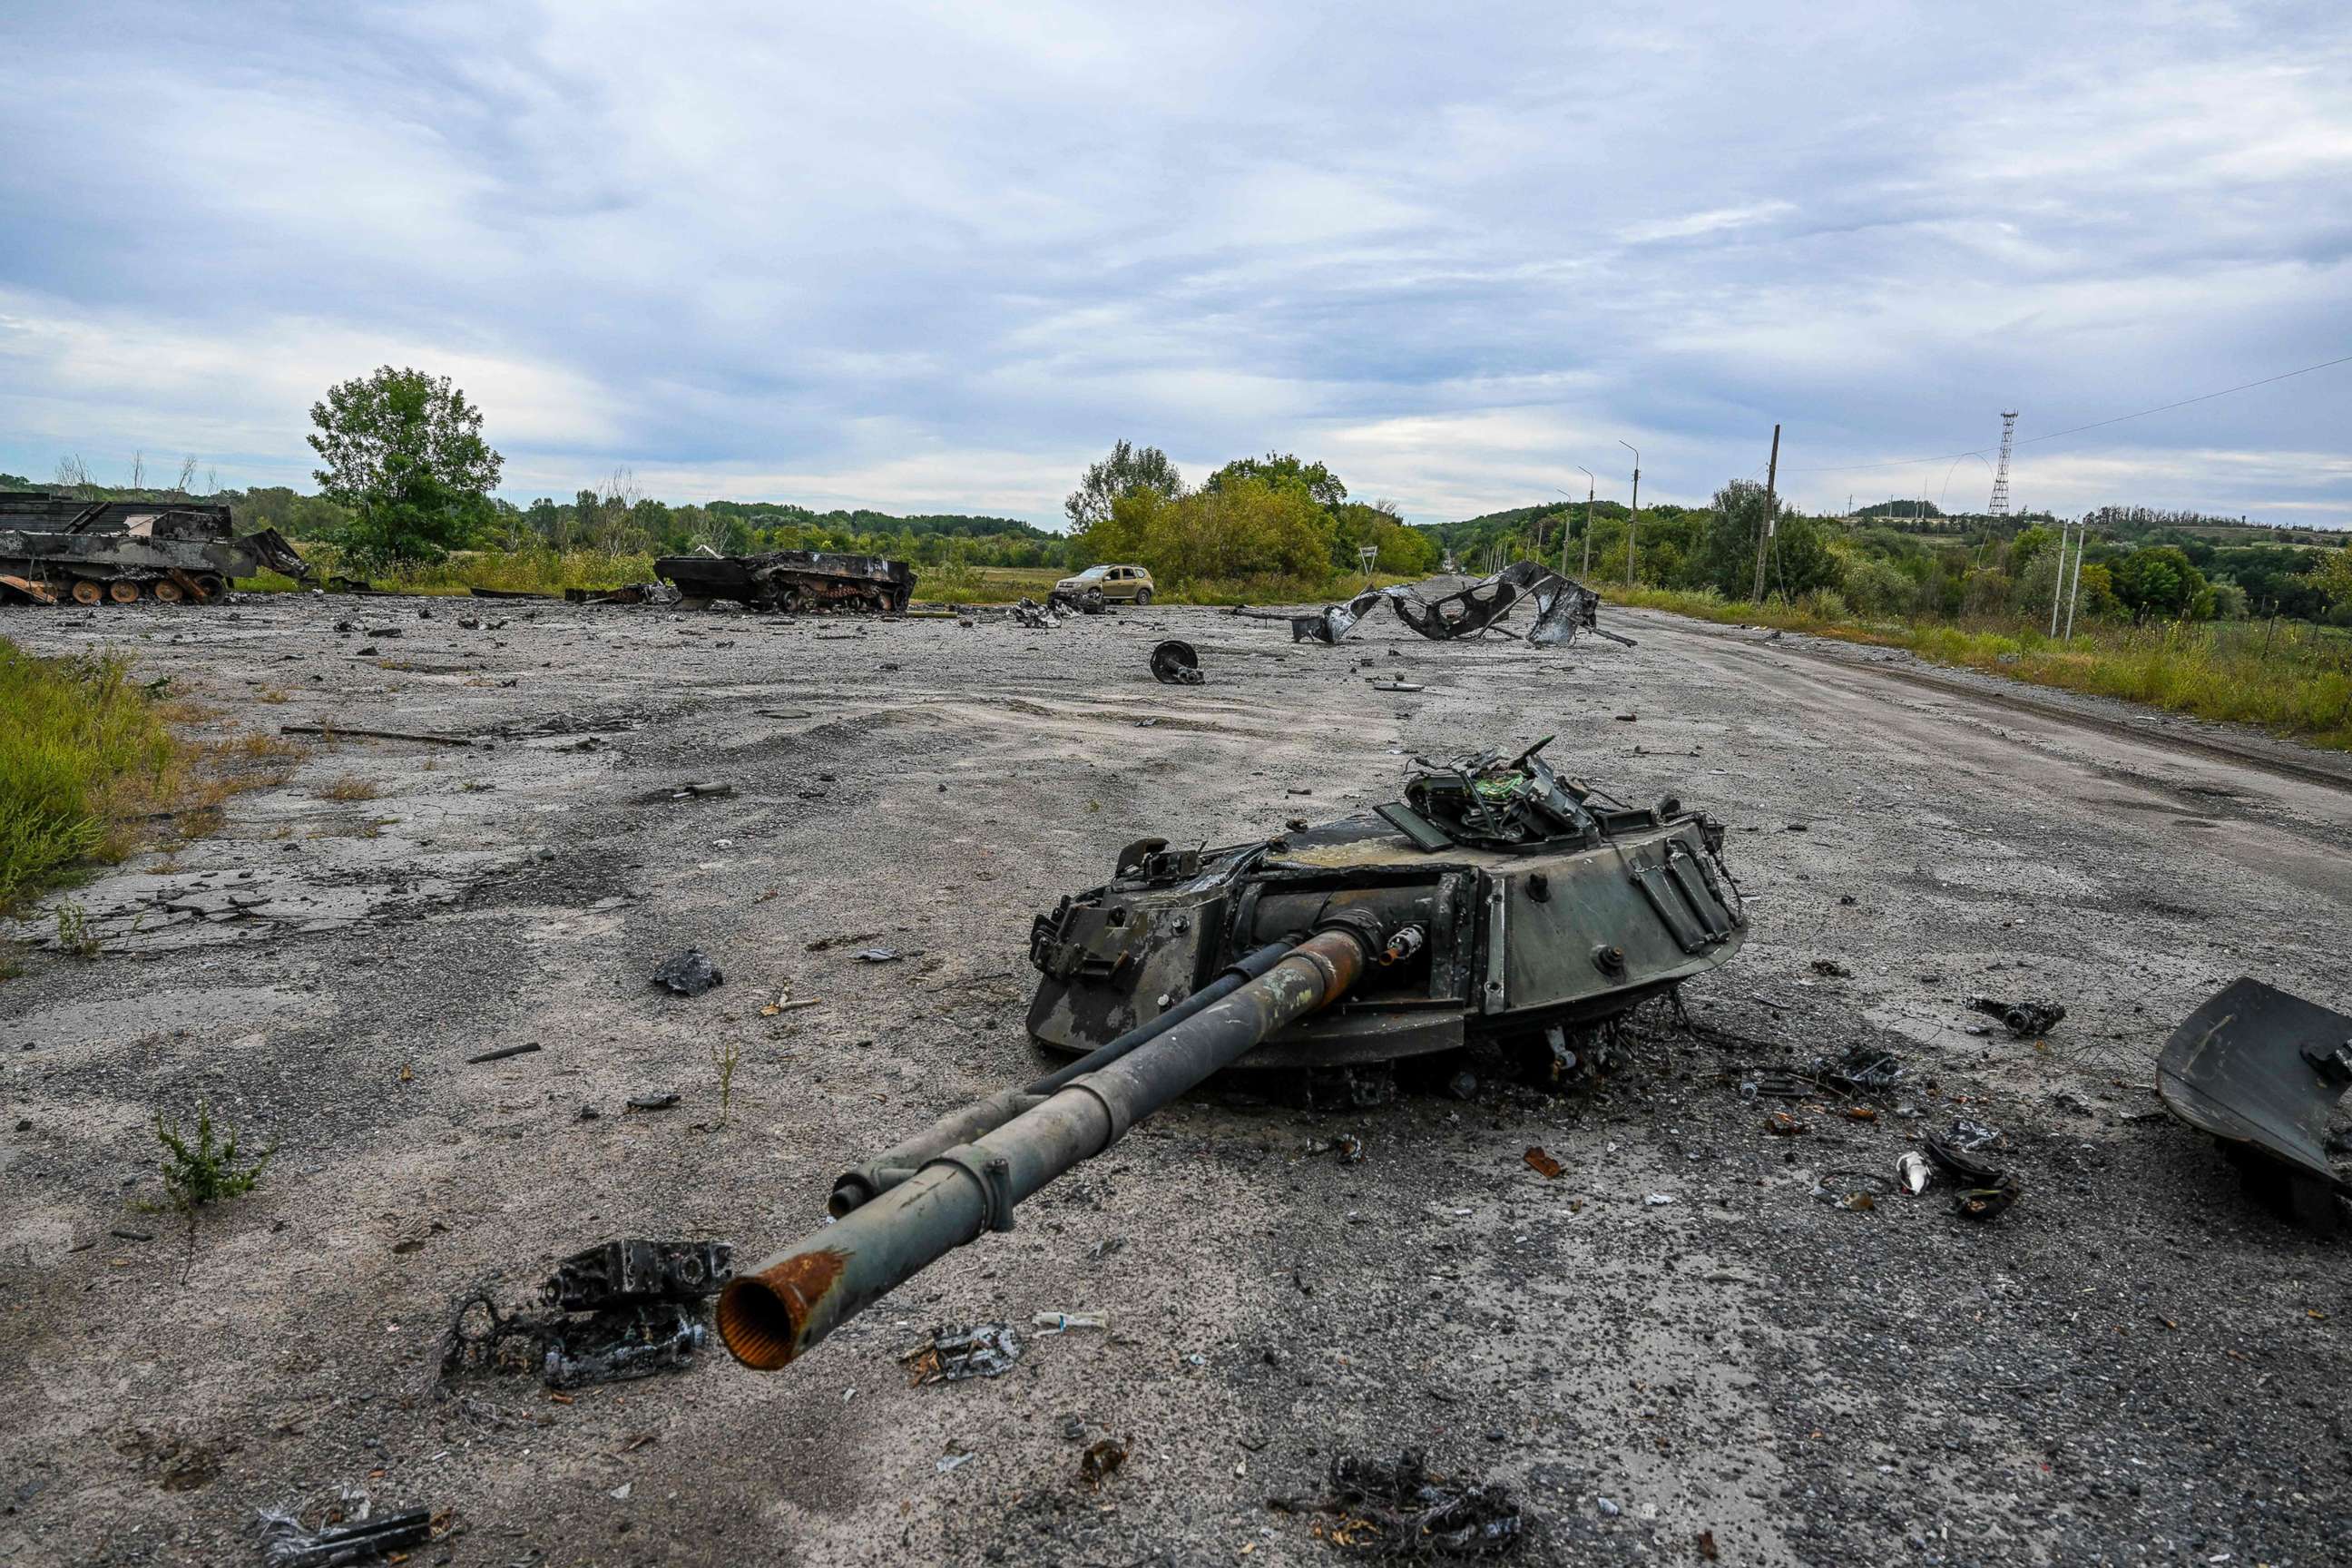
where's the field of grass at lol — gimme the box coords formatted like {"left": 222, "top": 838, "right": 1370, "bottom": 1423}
{"left": 253, "top": 547, "right": 1389, "bottom": 612}
{"left": 1612, "top": 585, "right": 2352, "bottom": 752}
{"left": 0, "top": 639, "right": 309, "bottom": 928}
{"left": 250, "top": 544, "right": 662, "bottom": 597}
{"left": 0, "top": 639, "right": 182, "bottom": 914}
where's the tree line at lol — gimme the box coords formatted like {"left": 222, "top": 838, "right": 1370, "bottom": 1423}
{"left": 11, "top": 363, "right": 2348, "bottom": 623}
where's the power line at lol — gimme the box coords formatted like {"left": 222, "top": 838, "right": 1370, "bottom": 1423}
{"left": 1785, "top": 351, "right": 2352, "bottom": 475}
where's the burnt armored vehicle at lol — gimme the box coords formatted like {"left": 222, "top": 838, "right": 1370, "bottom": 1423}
{"left": 715, "top": 740, "right": 1745, "bottom": 1372}
{"left": 1237, "top": 558, "right": 1635, "bottom": 648}
{"left": 654, "top": 548, "right": 916, "bottom": 612}
{"left": 0, "top": 493, "right": 309, "bottom": 605}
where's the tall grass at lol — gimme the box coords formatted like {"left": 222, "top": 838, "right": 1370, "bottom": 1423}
{"left": 250, "top": 544, "right": 661, "bottom": 597}
{"left": 0, "top": 639, "right": 181, "bottom": 913}
{"left": 1612, "top": 585, "right": 2352, "bottom": 752}
{"left": 256, "top": 547, "right": 1395, "bottom": 612}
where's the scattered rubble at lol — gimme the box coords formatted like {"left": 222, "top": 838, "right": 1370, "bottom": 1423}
{"left": 1269, "top": 1450, "right": 1525, "bottom": 1556}
{"left": 651, "top": 948, "right": 724, "bottom": 995}
{"left": 438, "top": 1240, "right": 734, "bottom": 1393}
{"left": 257, "top": 1504, "right": 431, "bottom": 1567}
{"left": 900, "top": 1323, "right": 1023, "bottom": 1385}
{"left": 1967, "top": 995, "right": 2067, "bottom": 1037}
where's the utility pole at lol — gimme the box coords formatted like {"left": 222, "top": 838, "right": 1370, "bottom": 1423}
{"left": 2063, "top": 522, "right": 2085, "bottom": 639}
{"left": 1561, "top": 471, "right": 1596, "bottom": 579}
{"left": 2049, "top": 521, "right": 2075, "bottom": 637}
{"left": 1750, "top": 423, "right": 1780, "bottom": 603}
{"left": 1619, "top": 440, "right": 1640, "bottom": 584}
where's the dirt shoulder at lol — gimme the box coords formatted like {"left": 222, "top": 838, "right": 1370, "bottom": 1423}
{"left": 2, "top": 593, "right": 2346, "bottom": 1567}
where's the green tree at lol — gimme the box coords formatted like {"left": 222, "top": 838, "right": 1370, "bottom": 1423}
{"left": 1203, "top": 452, "right": 1347, "bottom": 508}
{"left": 2009, "top": 524, "right": 2057, "bottom": 573}
{"left": 1769, "top": 514, "right": 1843, "bottom": 598}
{"left": 1694, "top": 480, "right": 1779, "bottom": 596}
{"left": 2109, "top": 544, "right": 2210, "bottom": 622}
{"left": 2315, "top": 544, "right": 2352, "bottom": 610}
{"left": 307, "top": 367, "right": 503, "bottom": 565}
{"left": 1065, "top": 440, "right": 1184, "bottom": 530}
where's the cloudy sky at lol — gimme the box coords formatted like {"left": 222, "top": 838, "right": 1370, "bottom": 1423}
{"left": 4, "top": 1, "right": 2348, "bottom": 526}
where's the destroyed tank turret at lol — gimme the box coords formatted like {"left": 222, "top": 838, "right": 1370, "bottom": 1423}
{"left": 1024, "top": 737, "right": 1741, "bottom": 1073}
{"left": 713, "top": 740, "right": 1746, "bottom": 1373}
{"left": 0, "top": 493, "right": 309, "bottom": 606}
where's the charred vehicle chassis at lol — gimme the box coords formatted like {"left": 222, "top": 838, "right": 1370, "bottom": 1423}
{"left": 0, "top": 494, "right": 309, "bottom": 606}
{"left": 653, "top": 549, "right": 916, "bottom": 612}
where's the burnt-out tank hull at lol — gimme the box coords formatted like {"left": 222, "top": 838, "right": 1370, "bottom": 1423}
{"left": 1026, "top": 749, "right": 1745, "bottom": 1068}
{"left": 0, "top": 495, "right": 309, "bottom": 605}
{"left": 654, "top": 550, "right": 916, "bottom": 612}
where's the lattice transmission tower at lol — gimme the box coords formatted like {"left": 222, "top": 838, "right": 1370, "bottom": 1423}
{"left": 1987, "top": 410, "right": 2018, "bottom": 516}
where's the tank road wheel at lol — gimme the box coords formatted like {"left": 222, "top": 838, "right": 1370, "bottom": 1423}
{"left": 193, "top": 574, "right": 226, "bottom": 601}
{"left": 71, "top": 579, "right": 103, "bottom": 606}
{"left": 108, "top": 580, "right": 143, "bottom": 604}
{"left": 152, "top": 579, "right": 185, "bottom": 604}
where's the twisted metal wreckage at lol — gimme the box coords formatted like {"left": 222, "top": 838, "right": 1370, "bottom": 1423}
{"left": 1234, "top": 559, "right": 1637, "bottom": 648}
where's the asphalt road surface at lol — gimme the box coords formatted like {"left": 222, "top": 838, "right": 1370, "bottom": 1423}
{"left": 3, "top": 593, "right": 2347, "bottom": 1567}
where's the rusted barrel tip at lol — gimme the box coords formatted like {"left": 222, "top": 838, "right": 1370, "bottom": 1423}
{"left": 717, "top": 1244, "right": 851, "bottom": 1369}
{"left": 715, "top": 1276, "right": 800, "bottom": 1369}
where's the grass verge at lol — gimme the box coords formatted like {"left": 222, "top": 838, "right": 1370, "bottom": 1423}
{"left": 0, "top": 639, "right": 181, "bottom": 914}
{"left": 1611, "top": 585, "right": 2352, "bottom": 752}
{"left": 1, "top": 638, "right": 303, "bottom": 926}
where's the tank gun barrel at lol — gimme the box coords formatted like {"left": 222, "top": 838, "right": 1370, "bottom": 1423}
{"left": 826, "top": 939, "right": 1293, "bottom": 1216}
{"left": 717, "top": 916, "right": 1397, "bottom": 1371}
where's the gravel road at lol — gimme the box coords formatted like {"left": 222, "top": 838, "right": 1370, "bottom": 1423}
{"left": 3, "top": 593, "right": 2347, "bottom": 1567}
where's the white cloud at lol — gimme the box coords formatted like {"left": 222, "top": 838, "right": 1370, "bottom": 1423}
{"left": 0, "top": 1, "right": 2346, "bottom": 528}
{"left": 1620, "top": 201, "right": 1797, "bottom": 245}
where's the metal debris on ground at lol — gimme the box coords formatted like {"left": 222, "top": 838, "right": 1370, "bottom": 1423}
{"left": 2157, "top": 976, "right": 2351, "bottom": 1226}
{"left": 936, "top": 1448, "right": 977, "bottom": 1475}
{"left": 257, "top": 1504, "right": 432, "bottom": 1567}
{"left": 1241, "top": 559, "right": 1626, "bottom": 651}
{"left": 1308, "top": 1134, "right": 1366, "bottom": 1164}
{"left": 650, "top": 948, "right": 724, "bottom": 995}
{"left": 438, "top": 1240, "right": 733, "bottom": 1394}
{"left": 1269, "top": 1450, "right": 1525, "bottom": 1557}
{"left": 626, "top": 1093, "right": 681, "bottom": 1112}
{"left": 854, "top": 946, "right": 906, "bottom": 964}
{"left": 1814, "top": 1171, "right": 1899, "bottom": 1211}
{"left": 657, "top": 781, "right": 737, "bottom": 800}
{"left": 1010, "top": 597, "right": 1059, "bottom": 629}
{"left": 1896, "top": 1152, "right": 1932, "bottom": 1195}
{"left": 1807, "top": 1045, "right": 1905, "bottom": 1093}
{"left": 1033, "top": 1310, "right": 1109, "bottom": 1334}
{"left": 1080, "top": 1437, "right": 1128, "bottom": 1489}
{"left": 1522, "top": 1147, "right": 1564, "bottom": 1180}
{"left": 1368, "top": 679, "right": 1424, "bottom": 692}
{"left": 544, "top": 1306, "right": 709, "bottom": 1389}
{"left": 1763, "top": 1110, "right": 1808, "bottom": 1136}
{"left": 541, "top": 1240, "right": 735, "bottom": 1310}
{"left": 1810, "top": 958, "right": 1853, "bottom": 978}
{"left": 466, "top": 1043, "right": 542, "bottom": 1065}
{"left": 901, "top": 1323, "right": 1023, "bottom": 1385}
{"left": 1149, "top": 639, "right": 1204, "bottom": 684}
{"left": 1967, "top": 995, "right": 2066, "bottom": 1037}
{"left": 1946, "top": 1119, "right": 2001, "bottom": 1152}
{"left": 1923, "top": 1134, "right": 2022, "bottom": 1222}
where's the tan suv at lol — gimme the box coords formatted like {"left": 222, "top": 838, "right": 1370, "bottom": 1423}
{"left": 1052, "top": 563, "right": 1154, "bottom": 605}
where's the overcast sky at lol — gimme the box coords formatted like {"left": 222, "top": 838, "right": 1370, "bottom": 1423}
{"left": 4, "top": 2, "right": 2348, "bottom": 526}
